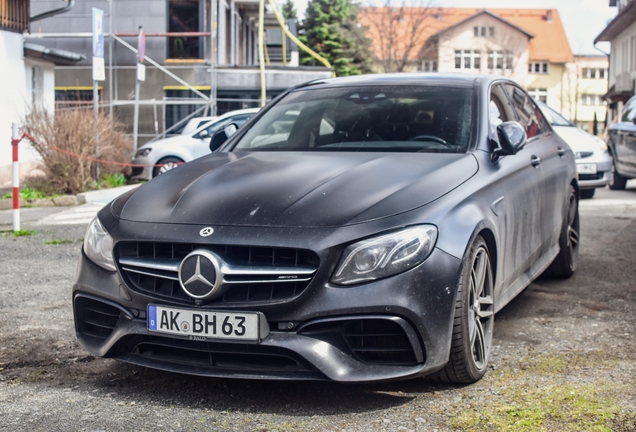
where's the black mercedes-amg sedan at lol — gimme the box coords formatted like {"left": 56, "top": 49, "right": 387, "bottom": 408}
{"left": 74, "top": 74, "right": 579, "bottom": 383}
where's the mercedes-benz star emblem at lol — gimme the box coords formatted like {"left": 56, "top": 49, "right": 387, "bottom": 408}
{"left": 199, "top": 227, "right": 214, "bottom": 237}
{"left": 178, "top": 250, "right": 222, "bottom": 299}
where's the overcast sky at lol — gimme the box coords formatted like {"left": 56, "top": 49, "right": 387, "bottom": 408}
{"left": 291, "top": 0, "right": 617, "bottom": 55}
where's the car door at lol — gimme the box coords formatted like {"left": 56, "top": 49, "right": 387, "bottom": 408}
{"left": 504, "top": 84, "right": 567, "bottom": 252}
{"left": 612, "top": 97, "right": 636, "bottom": 177}
{"left": 489, "top": 83, "right": 545, "bottom": 292}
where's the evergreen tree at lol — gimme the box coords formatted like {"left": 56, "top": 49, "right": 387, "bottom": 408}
{"left": 281, "top": 0, "right": 298, "bottom": 22}
{"left": 299, "top": 0, "right": 372, "bottom": 76}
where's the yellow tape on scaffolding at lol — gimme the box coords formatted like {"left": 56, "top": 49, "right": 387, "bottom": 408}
{"left": 268, "top": 0, "right": 334, "bottom": 76}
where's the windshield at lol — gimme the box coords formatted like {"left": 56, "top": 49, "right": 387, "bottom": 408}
{"left": 232, "top": 86, "right": 473, "bottom": 153}
{"left": 535, "top": 100, "right": 574, "bottom": 127}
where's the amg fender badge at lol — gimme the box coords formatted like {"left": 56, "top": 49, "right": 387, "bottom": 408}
{"left": 199, "top": 227, "right": 214, "bottom": 237}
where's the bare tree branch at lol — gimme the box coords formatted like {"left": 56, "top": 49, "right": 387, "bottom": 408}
{"left": 361, "top": 0, "right": 434, "bottom": 72}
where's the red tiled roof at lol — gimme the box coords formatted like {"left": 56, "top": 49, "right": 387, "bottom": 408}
{"left": 359, "top": 8, "right": 574, "bottom": 63}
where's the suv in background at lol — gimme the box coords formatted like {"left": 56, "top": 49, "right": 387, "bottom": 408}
{"left": 130, "top": 108, "right": 258, "bottom": 181}
{"left": 608, "top": 95, "right": 636, "bottom": 190}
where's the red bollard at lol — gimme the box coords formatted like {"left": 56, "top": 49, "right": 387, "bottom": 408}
{"left": 11, "top": 123, "right": 21, "bottom": 232}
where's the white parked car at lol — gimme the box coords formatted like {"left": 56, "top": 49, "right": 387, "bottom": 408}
{"left": 179, "top": 116, "right": 218, "bottom": 135}
{"left": 131, "top": 108, "right": 258, "bottom": 181}
{"left": 535, "top": 100, "right": 612, "bottom": 199}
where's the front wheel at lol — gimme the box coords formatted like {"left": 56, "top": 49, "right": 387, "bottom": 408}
{"left": 433, "top": 236, "right": 495, "bottom": 384}
{"left": 153, "top": 157, "right": 185, "bottom": 178}
{"left": 609, "top": 160, "right": 627, "bottom": 190}
{"left": 544, "top": 185, "right": 579, "bottom": 278}
{"left": 580, "top": 189, "right": 595, "bottom": 199}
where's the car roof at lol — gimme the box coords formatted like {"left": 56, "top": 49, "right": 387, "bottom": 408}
{"left": 295, "top": 73, "right": 504, "bottom": 90}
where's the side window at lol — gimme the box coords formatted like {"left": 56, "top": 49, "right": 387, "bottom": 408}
{"left": 504, "top": 84, "right": 545, "bottom": 139}
{"left": 621, "top": 97, "right": 636, "bottom": 122}
{"left": 489, "top": 83, "right": 516, "bottom": 137}
{"left": 205, "top": 115, "right": 249, "bottom": 136}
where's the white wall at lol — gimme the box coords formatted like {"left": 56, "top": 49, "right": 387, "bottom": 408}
{"left": 609, "top": 19, "right": 636, "bottom": 91}
{"left": 0, "top": 30, "right": 50, "bottom": 187}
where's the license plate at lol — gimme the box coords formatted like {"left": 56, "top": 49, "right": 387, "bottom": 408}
{"left": 577, "top": 163, "right": 597, "bottom": 175}
{"left": 148, "top": 305, "right": 263, "bottom": 341}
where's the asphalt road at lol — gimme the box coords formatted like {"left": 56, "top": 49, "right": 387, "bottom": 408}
{"left": 1, "top": 185, "right": 635, "bottom": 431}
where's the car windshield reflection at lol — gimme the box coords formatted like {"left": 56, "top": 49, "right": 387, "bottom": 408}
{"left": 233, "top": 86, "right": 473, "bottom": 153}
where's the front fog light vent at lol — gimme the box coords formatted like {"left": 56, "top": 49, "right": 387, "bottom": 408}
{"left": 75, "top": 296, "right": 121, "bottom": 341}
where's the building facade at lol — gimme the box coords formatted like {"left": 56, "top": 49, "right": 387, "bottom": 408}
{"left": 28, "top": 0, "right": 331, "bottom": 143}
{"left": 568, "top": 55, "right": 609, "bottom": 134}
{"left": 0, "top": 0, "right": 83, "bottom": 186}
{"left": 362, "top": 8, "right": 581, "bottom": 119}
{"left": 595, "top": 0, "right": 636, "bottom": 123}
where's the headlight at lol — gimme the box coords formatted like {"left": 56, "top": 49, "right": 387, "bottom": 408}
{"left": 331, "top": 225, "right": 438, "bottom": 286}
{"left": 83, "top": 217, "right": 116, "bottom": 271}
{"left": 135, "top": 148, "right": 152, "bottom": 157}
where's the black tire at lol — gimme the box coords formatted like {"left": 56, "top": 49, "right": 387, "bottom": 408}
{"left": 609, "top": 160, "right": 627, "bottom": 190}
{"left": 544, "top": 185, "right": 579, "bottom": 278}
{"left": 153, "top": 157, "right": 184, "bottom": 178}
{"left": 580, "top": 189, "right": 595, "bottom": 199}
{"left": 433, "top": 235, "right": 495, "bottom": 384}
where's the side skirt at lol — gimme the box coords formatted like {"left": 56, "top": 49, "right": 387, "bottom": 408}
{"left": 494, "top": 243, "right": 559, "bottom": 313}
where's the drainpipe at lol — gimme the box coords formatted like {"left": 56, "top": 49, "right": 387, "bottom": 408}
{"left": 30, "top": 0, "right": 75, "bottom": 22}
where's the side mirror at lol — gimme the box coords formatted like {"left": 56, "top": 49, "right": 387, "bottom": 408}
{"left": 209, "top": 123, "right": 238, "bottom": 151}
{"left": 196, "top": 129, "right": 210, "bottom": 140}
{"left": 492, "top": 121, "right": 527, "bottom": 161}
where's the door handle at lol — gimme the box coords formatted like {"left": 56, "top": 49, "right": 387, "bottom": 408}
{"left": 531, "top": 155, "right": 541, "bottom": 167}
{"left": 557, "top": 147, "right": 566, "bottom": 157}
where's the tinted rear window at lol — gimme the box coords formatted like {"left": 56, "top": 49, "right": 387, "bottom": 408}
{"left": 232, "top": 86, "right": 473, "bottom": 153}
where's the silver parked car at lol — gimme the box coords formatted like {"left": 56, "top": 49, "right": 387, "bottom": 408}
{"left": 131, "top": 108, "right": 259, "bottom": 181}
{"left": 535, "top": 100, "right": 611, "bottom": 199}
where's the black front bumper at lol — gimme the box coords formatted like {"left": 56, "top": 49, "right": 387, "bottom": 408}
{"left": 73, "top": 244, "right": 461, "bottom": 383}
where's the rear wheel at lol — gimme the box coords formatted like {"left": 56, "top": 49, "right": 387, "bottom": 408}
{"left": 609, "top": 160, "right": 627, "bottom": 190}
{"left": 580, "top": 189, "right": 595, "bottom": 199}
{"left": 545, "top": 185, "right": 579, "bottom": 278}
{"left": 434, "top": 236, "right": 494, "bottom": 384}
{"left": 153, "top": 157, "right": 184, "bottom": 178}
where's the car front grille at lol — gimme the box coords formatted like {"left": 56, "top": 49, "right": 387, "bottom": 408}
{"left": 116, "top": 242, "right": 320, "bottom": 305}
{"left": 575, "top": 151, "right": 594, "bottom": 160}
{"left": 75, "top": 296, "right": 121, "bottom": 341}
{"left": 579, "top": 173, "right": 604, "bottom": 181}
{"left": 299, "top": 317, "right": 424, "bottom": 366}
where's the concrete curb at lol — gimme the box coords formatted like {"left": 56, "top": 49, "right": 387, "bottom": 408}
{"left": 0, "top": 184, "right": 142, "bottom": 210}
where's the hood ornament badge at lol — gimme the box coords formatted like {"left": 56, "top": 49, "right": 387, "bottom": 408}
{"left": 199, "top": 227, "right": 214, "bottom": 237}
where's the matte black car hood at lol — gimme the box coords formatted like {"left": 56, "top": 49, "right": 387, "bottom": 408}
{"left": 114, "top": 152, "right": 478, "bottom": 227}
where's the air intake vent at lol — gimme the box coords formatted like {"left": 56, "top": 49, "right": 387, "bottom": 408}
{"left": 75, "top": 296, "right": 121, "bottom": 341}
{"left": 343, "top": 319, "right": 419, "bottom": 365}
{"left": 299, "top": 316, "right": 424, "bottom": 366}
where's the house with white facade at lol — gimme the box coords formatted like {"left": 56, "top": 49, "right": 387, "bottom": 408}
{"left": 0, "top": 0, "right": 84, "bottom": 187}
{"left": 594, "top": 0, "right": 636, "bottom": 123}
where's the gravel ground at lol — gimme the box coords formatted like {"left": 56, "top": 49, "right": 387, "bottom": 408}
{"left": 1, "top": 187, "right": 635, "bottom": 431}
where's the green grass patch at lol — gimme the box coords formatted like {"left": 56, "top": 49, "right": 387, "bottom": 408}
{"left": 99, "top": 173, "right": 127, "bottom": 189}
{"left": 44, "top": 239, "right": 73, "bottom": 245}
{"left": 448, "top": 351, "right": 629, "bottom": 431}
{"left": 13, "top": 229, "right": 37, "bottom": 237}
{"left": 2, "top": 188, "right": 54, "bottom": 200}
{"left": 450, "top": 383, "right": 622, "bottom": 431}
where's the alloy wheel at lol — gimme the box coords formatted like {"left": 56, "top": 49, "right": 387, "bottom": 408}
{"left": 567, "top": 191, "right": 579, "bottom": 266}
{"left": 158, "top": 162, "right": 180, "bottom": 175}
{"left": 467, "top": 246, "right": 494, "bottom": 370}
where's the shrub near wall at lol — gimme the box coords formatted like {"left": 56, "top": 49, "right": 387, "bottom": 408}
{"left": 22, "top": 107, "right": 132, "bottom": 195}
